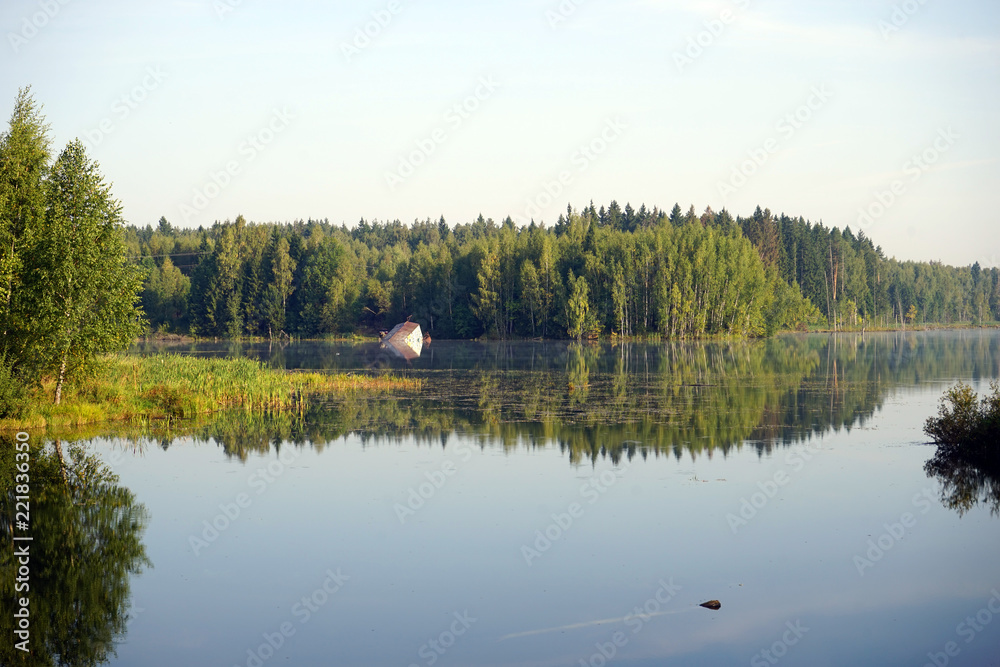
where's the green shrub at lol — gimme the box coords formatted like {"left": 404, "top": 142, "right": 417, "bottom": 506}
{"left": 0, "top": 356, "right": 29, "bottom": 419}
{"left": 924, "top": 381, "right": 1000, "bottom": 450}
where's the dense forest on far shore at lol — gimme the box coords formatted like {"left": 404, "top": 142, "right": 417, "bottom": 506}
{"left": 132, "top": 203, "right": 1000, "bottom": 340}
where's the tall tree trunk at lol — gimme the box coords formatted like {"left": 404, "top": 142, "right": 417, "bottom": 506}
{"left": 824, "top": 269, "right": 832, "bottom": 326}
{"left": 54, "top": 350, "right": 68, "bottom": 405}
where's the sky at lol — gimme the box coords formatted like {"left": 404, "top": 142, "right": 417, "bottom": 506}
{"left": 2, "top": 0, "right": 998, "bottom": 266}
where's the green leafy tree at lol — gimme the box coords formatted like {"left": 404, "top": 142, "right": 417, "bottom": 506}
{"left": 17, "top": 139, "right": 144, "bottom": 403}
{"left": 0, "top": 87, "right": 51, "bottom": 348}
{"left": 267, "top": 235, "right": 296, "bottom": 334}
{"left": 566, "top": 271, "right": 592, "bottom": 339}
{"left": 143, "top": 256, "right": 190, "bottom": 332}
{"left": 520, "top": 261, "right": 541, "bottom": 337}
{"left": 471, "top": 243, "right": 500, "bottom": 337}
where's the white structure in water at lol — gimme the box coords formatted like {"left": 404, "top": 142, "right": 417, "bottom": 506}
{"left": 381, "top": 322, "right": 423, "bottom": 360}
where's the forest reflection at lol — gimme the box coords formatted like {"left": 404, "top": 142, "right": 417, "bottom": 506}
{"left": 126, "top": 331, "right": 1000, "bottom": 465}
{"left": 0, "top": 439, "right": 150, "bottom": 667}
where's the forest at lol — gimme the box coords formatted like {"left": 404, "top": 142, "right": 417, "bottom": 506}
{"left": 132, "top": 202, "right": 1000, "bottom": 340}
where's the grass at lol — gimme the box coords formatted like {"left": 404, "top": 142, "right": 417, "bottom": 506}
{"left": 0, "top": 353, "right": 421, "bottom": 433}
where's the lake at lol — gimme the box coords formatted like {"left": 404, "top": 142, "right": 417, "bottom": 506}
{"left": 23, "top": 331, "right": 1000, "bottom": 666}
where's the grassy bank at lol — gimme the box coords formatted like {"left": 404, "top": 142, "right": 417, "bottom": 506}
{"left": 1, "top": 354, "right": 421, "bottom": 432}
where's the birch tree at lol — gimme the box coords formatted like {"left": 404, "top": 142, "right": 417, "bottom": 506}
{"left": 22, "top": 139, "right": 143, "bottom": 403}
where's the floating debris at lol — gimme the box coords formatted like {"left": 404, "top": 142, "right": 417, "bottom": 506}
{"left": 699, "top": 600, "right": 721, "bottom": 610}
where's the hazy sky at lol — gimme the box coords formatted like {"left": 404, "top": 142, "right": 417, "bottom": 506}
{"left": 2, "top": 0, "right": 998, "bottom": 266}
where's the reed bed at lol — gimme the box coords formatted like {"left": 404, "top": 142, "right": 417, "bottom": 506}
{"left": 1, "top": 354, "right": 421, "bottom": 432}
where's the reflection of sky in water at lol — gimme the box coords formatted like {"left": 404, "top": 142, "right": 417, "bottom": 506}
{"left": 95, "top": 358, "right": 1000, "bottom": 667}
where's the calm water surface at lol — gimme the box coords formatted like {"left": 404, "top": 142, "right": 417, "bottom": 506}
{"left": 37, "top": 332, "right": 1000, "bottom": 665}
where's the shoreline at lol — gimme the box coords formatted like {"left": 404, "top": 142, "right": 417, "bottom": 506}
{"left": 135, "top": 322, "right": 1000, "bottom": 346}
{"left": 1, "top": 353, "right": 420, "bottom": 434}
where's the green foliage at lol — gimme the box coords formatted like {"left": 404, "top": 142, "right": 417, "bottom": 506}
{"left": 121, "top": 203, "right": 999, "bottom": 341}
{"left": 471, "top": 241, "right": 501, "bottom": 337}
{"left": 17, "top": 139, "right": 144, "bottom": 400}
{"left": 0, "top": 353, "right": 422, "bottom": 432}
{"left": 1, "top": 91, "right": 144, "bottom": 404}
{"left": 924, "top": 381, "right": 1000, "bottom": 450}
{"left": 143, "top": 256, "right": 190, "bottom": 332}
{"left": 565, "top": 271, "right": 592, "bottom": 339}
{"left": 765, "top": 272, "right": 824, "bottom": 335}
{"left": 0, "top": 87, "right": 51, "bottom": 351}
{"left": 0, "top": 354, "right": 29, "bottom": 419}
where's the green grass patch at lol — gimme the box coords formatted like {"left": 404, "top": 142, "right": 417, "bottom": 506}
{"left": 0, "top": 353, "right": 421, "bottom": 433}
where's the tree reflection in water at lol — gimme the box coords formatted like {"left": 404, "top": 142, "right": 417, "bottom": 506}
{"left": 105, "top": 332, "right": 1000, "bottom": 467}
{"left": 1, "top": 438, "right": 151, "bottom": 667}
{"left": 925, "top": 448, "right": 1000, "bottom": 517}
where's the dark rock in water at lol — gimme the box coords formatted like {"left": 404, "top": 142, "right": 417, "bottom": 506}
{"left": 699, "top": 600, "right": 721, "bottom": 610}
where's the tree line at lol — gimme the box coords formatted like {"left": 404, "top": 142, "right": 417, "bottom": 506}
{"left": 133, "top": 201, "right": 999, "bottom": 340}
